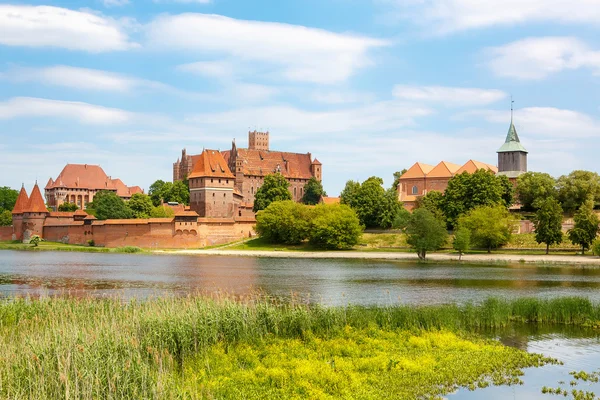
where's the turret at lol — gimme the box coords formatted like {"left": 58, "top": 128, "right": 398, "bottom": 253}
{"left": 21, "top": 182, "right": 49, "bottom": 243}
{"left": 311, "top": 159, "right": 322, "bottom": 182}
{"left": 497, "top": 117, "right": 528, "bottom": 178}
{"left": 11, "top": 185, "right": 29, "bottom": 241}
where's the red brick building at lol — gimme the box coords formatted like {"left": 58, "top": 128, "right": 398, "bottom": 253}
{"left": 173, "top": 131, "right": 322, "bottom": 207}
{"left": 45, "top": 164, "right": 143, "bottom": 210}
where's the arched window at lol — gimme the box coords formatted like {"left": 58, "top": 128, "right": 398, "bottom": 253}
{"left": 412, "top": 186, "right": 418, "bottom": 195}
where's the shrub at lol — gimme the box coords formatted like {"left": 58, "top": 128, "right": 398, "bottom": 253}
{"left": 29, "top": 235, "right": 42, "bottom": 247}
{"left": 458, "top": 205, "right": 518, "bottom": 253}
{"left": 255, "top": 201, "right": 310, "bottom": 244}
{"left": 308, "top": 204, "right": 363, "bottom": 249}
{"left": 87, "top": 239, "right": 95, "bottom": 247}
{"left": 118, "top": 246, "right": 142, "bottom": 253}
{"left": 593, "top": 240, "right": 600, "bottom": 257}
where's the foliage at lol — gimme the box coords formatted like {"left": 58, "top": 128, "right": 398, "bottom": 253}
{"left": 58, "top": 202, "right": 78, "bottom": 212}
{"left": 308, "top": 204, "right": 363, "bottom": 249}
{"left": 415, "top": 190, "right": 445, "bottom": 222}
{"left": 127, "top": 193, "right": 154, "bottom": 219}
{"left": 93, "top": 190, "right": 134, "bottom": 220}
{"left": 593, "top": 240, "right": 600, "bottom": 257}
{"left": 453, "top": 228, "right": 471, "bottom": 260}
{"left": 442, "top": 170, "right": 514, "bottom": 229}
{"left": 149, "top": 180, "right": 190, "bottom": 207}
{"left": 255, "top": 201, "right": 310, "bottom": 244}
{"left": 0, "top": 210, "right": 12, "bottom": 226}
{"left": 567, "top": 198, "right": 600, "bottom": 254}
{"left": 405, "top": 208, "right": 448, "bottom": 260}
{"left": 0, "top": 186, "right": 18, "bottom": 213}
{"left": 253, "top": 173, "right": 292, "bottom": 212}
{"left": 301, "top": 177, "right": 326, "bottom": 205}
{"left": 341, "top": 177, "right": 404, "bottom": 229}
{"left": 557, "top": 170, "right": 600, "bottom": 213}
{"left": 533, "top": 197, "right": 564, "bottom": 254}
{"left": 516, "top": 172, "right": 557, "bottom": 211}
{"left": 29, "top": 235, "right": 42, "bottom": 247}
{"left": 87, "top": 239, "right": 95, "bottom": 247}
{"left": 118, "top": 246, "right": 143, "bottom": 253}
{"left": 150, "top": 206, "right": 175, "bottom": 218}
{"left": 391, "top": 207, "right": 411, "bottom": 230}
{"left": 458, "top": 205, "right": 518, "bottom": 253}
{"left": 391, "top": 169, "right": 407, "bottom": 191}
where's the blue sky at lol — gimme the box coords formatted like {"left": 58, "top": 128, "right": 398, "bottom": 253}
{"left": 1, "top": 0, "right": 600, "bottom": 195}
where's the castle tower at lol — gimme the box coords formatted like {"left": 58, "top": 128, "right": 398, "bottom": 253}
{"left": 11, "top": 185, "right": 29, "bottom": 241}
{"left": 311, "top": 158, "right": 322, "bottom": 182}
{"left": 21, "top": 182, "right": 49, "bottom": 243}
{"left": 188, "top": 150, "right": 235, "bottom": 218}
{"left": 497, "top": 115, "right": 528, "bottom": 178}
{"left": 248, "top": 131, "right": 269, "bottom": 151}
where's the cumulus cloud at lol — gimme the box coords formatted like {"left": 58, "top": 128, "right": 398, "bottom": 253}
{"left": 0, "top": 5, "right": 136, "bottom": 51}
{"left": 392, "top": 85, "right": 506, "bottom": 106}
{"left": 486, "top": 37, "right": 600, "bottom": 80}
{"left": 176, "top": 60, "right": 236, "bottom": 79}
{"left": 384, "top": 0, "right": 600, "bottom": 34}
{"left": 0, "top": 97, "right": 134, "bottom": 125}
{"left": 147, "top": 13, "right": 388, "bottom": 83}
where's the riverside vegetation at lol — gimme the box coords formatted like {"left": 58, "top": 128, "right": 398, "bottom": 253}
{"left": 1, "top": 296, "right": 600, "bottom": 399}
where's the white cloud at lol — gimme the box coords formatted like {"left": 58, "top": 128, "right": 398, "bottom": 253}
{"left": 147, "top": 13, "right": 388, "bottom": 83}
{"left": 392, "top": 85, "right": 506, "bottom": 106}
{"left": 486, "top": 37, "right": 600, "bottom": 80}
{"left": 386, "top": 0, "right": 600, "bottom": 34}
{"left": 176, "top": 60, "right": 235, "bottom": 79}
{"left": 102, "top": 0, "right": 130, "bottom": 7}
{"left": 0, "top": 5, "right": 136, "bottom": 52}
{"left": 458, "top": 107, "right": 600, "bottom": 138}
{"left": 309, "top": 90, "right": 376, "bottom": 105}
{"left": 1, "top": 65, "right": 175, "bottom": 93}
{"left": 0, "top": 97, "right": 134, "bottom": 125}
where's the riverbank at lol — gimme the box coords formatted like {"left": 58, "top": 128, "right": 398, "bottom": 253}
{"left": 159, "top": 248, "right": 600, "bottom": 265}
{"left": 0, "top": 295, "right": 592, "bottom": 399}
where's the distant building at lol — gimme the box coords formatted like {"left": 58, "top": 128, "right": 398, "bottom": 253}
{"left": 173, "top": 131, "right": 322, "bottom": 207}
{"left": 497, "top": 118, "right": 528, "bottom": 178}
{"left": 44, "top": 164, "right": 143, "bottom": 210}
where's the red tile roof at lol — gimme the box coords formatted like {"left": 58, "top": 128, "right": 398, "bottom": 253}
{"left": 400, "top": 162, "right": 435, "bottom": 179}
{"left": 321, "top": 196, "right": 340, "bottom": 205}
{"left": 456, "top": 160, "right": 498, "bottom": 175}
{"left": 46, "top": 164, "right": 142, "bottom": 196}
{"left": 12, "top": 186, "right": 29, "bottom": 215}
{"left": 174, "top": 210, "right": 200, "bottom": 217}
{"left": 235, "top": 149, "right": 314, "bottom": 179}
{"left": 188, "top": 150, "right": 235, "bottom": 179}
{"left": 25, "top": 183, "right": 48, "bottom": 213}
{"left": 427, "top": 161, "right": 462, "bottom": 178}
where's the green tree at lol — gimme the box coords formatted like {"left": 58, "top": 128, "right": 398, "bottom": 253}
{"left": 0, "top": 210, "right": 12, "bottom": 226}
{"left": 0, "top": 187, "right": 18, "bottom": 213}
{"left": 58, "top": 202, "right": 78, "bottom": 212}
{"left": 150, "top": 206, "right": 175, "bottom": 218}
{"left": 378, "top": 188, "right": 404, "bottom": 229}
{"left": 415, "top": 190, "right": 445, "bottom": 222}
{"left": 405, "top": 208, "right": 448, "bottom": 261}
{"left": 533, "top": 197, "right": 564, "bottom": 254}
{"left": 516, "top": 172, "right": 557, "bottom": 211}
{"left": 169, "top": 181, "right": 190, "bottom": 205}
{"left": 453, "top": 228, "right": 471, "bottom": 261}
{"left": 308, "top": 204, "right": 363, "bottom": 249}
{"left": 567, "top": 198, "right": 599, "bottom": 254}
{"left": 301, "top": 177, "right": 326, "bottom": 205}
{"left": 340, "top": 180, "right": 361, "bottom": 208}
{"left": 253, "top": 173, "right": 292, "bottom": 212}
{"left": 93, "top": 191, "right": 133, "bottom": 220}
{"left": 30, "top": 235, "right": 42, "bottom": 247}
{"left": 442, "top": 169, "right": 514, "bottom": 229}
{"left": 458, "top": 205, "right": 518, "bottom": 253}
{"left": 127, "top": 193, "right": 154, "bottom": 219}
{"left": 255, "top": 200, "right": 310, "bottom": 244}
{"left": 557, "top": 170, "right": 600, "bottom": 213}
{"left": 392, "top": 207, "right": 411, "bottom": 230}
{"left": 391, "top": 169, "right": 407, "bottom": 191}
{"left": 149, "top": 180, "right": 166, "bottom": 206}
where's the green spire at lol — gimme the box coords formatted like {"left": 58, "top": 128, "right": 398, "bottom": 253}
{"left": 497, "top": 120, "right": 528, "bottom": 153}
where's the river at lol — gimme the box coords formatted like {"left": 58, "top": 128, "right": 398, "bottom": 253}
{"left": 1, "top": 250, "right": 600, "bottom": 399}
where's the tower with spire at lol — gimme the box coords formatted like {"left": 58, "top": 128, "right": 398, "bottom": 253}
{"left": 497, "top": 100, "right": 528, "bottom": 178}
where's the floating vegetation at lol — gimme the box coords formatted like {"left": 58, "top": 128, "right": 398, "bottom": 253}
{"left": 542, "top": 369, "right": 600, "bottom": 399}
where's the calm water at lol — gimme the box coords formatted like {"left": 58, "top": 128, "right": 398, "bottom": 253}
{"left": 2, "top": 250, "right": 600, "bottom": 398}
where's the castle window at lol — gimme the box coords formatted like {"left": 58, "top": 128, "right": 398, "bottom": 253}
{"left": 412, "top": 186, "right": 418, "bottom": 195}
{"left": 219, "top": 179, "right": 221, "bottom": 183}
{"left": 213, "top": 193, "right": 215, "bottom": 197}
{"left": 223, "top": 193, "right": 226, "bottom": 198}
{"left": 294, "top": 187, "right": 297, "bottom": 197}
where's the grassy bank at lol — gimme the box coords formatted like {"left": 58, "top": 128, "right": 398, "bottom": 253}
{"left": 0, "top": 296, "right": 597, "bottom": 399}
{"left": 0, "top": 240, "right": 144, "bottom": 254}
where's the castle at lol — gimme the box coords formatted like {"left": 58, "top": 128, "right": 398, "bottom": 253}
{"left": 174, "top": 131, "right": 322, "bottom": 207}
{"left": 398, "top": 118, "right": 528, "bottom": 210}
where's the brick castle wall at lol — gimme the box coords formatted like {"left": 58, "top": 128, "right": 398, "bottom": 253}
{"left": 0, "top": 226, "right": 13, "bottom": 241}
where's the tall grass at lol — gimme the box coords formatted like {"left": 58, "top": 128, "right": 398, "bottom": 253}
{"left": 0, "top": 295, "right": 596, "bottom": 398}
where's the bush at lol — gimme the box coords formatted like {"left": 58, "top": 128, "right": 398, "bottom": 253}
{"left": 593, "top": 240, "right": 600, "bottom": 257}
{"left": 117, "top": 246, "right": 142, "bottom": 253}
{"left": 405, "top": 208, "right": 448, "bottom": 260}
{"left": 255, "top": 201, "right": 310, "bottom": 244}
{"left": 58, "top": 202, "right": 78, "bottom": 212}
{"left": 308, "top": 204, "right": 363, "bottom": 249}
{"left": 87, "top": 239, "right": 95, "bottom": 247}
{"left": 29, "top": 235, "right": 42, "bottom": 247}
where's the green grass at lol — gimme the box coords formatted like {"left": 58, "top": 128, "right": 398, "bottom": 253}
{"left": 0, "top": 295, "right": 596, "bottom": 399}
{"left": 0, "top": 240, "right": 146, "bottom": 254}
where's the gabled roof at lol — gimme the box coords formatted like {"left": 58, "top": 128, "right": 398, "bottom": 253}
{"left": 400, "top": 162, "right": 435, "bottom": 180}
{"left": 312, "top": 158, "right": 322, "bottom": 165}
{"left": 188, "top": 149, "right": 235, "bottom": 179}
{"left": 45, "top": 164, "right": 142, "bottom": 196}
{"left": 45, "top": 178, "right": 54, "bottom": 190}
{"left": 321, "top": 196, "right": 340, "bottom": 205}
{"left": 25, "top": 183, "right": 48, "bottom": 213}
{"left": 497, "top": 121, "right": 528, "bottom": 153}
{"left": 235, "top": 148, "right": 314, "bottom": 179}
{"left": 427, "top": 161, "right": 462, "bottom": 178}
{"left": 12, "top": 186, "right": 29, "bottom": 215}
{"left": 456, "top": 160, "right": 498, "bottom": 175}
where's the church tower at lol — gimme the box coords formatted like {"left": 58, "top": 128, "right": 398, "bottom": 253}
{"left": 497, "top": 111, "right": 528, "bottom": 178}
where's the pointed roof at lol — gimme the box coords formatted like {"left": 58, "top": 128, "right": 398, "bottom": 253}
{"left": 12, "top": 186, "right": 29, "bottom": 215}
{"left": 312, "top": 158, "right": 322, "bottom": 165}
{"left": 25, "top": 183, "right": 49, "bottom": 213}
{"left": 45, "top": 177, "right": 54, "bottom": 190}
{"left": 399, "top": 162, "right": 435, "bottom": 179}
{"left": 188, "top": 149, "right": 235, "bottom": 179}
{"left": 456, "top": 160, "right": 498, "bottom": 175}
{"left": 497, "top": 121, "right": 528, "bottom": 153}
{"left": 427, "top": 161, "right": 462, "bottom": 178}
